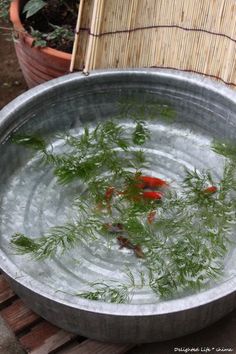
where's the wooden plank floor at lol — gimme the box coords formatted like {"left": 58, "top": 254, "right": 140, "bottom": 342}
{"left": 0, "top": 274, "right": 135, "bottom": 354}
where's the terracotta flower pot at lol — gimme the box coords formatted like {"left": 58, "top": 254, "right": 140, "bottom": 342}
{"left": 10, "top": 0, "right": 72, "bottom": 88}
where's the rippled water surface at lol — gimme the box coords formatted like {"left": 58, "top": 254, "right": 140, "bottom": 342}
{"left": 1, "top": 116, "right": 235, "bottom": 304}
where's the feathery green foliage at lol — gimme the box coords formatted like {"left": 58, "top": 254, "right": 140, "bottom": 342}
{"left": 132, "top": 121, "right": 150, "bottom": 145}
{"left": 12, "top": 134, "right": 47, "bottom": 151}
{"left": 12, "top": 121, "right": 148, "bottom": 185}
{"left": 12, "top": 224, "right": 81, "bottom": 260}
{"left": 76, "top": 282, "right": 130, "bottom": 304}
{"left": 118, "top": 96, "right": 176, "bottom": 122}
{"left": 10, "top": 116, "right": 236, "bottom": 302}
{"left": 212, "top": 140, "right": 236, "bottom": 161}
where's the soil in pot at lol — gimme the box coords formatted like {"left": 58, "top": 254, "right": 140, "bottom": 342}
{"left": 21, "top": 0, "right": 79, "bottom": 53}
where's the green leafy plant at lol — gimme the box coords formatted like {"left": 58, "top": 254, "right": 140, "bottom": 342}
{"left": 22, "top": 0, "right": 46, "bottom": 18}
{"left": 29, "top": 24, "right": 74, "bottom": 48}
{"left": 0, "top": 0, "right": 79, "bottom": 52}
{"left": 29, "top": 27, "right": 47, "bottom": 47}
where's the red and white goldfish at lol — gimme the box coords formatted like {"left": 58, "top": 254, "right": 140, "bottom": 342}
{"left": 136, "top": 175, "right": 169, "bottom": 190}
{"left": 142, "top": 191, "right": 163, "bottom": 200}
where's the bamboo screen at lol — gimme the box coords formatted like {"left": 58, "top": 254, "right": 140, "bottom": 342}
{"left": 72, "top": 0, "right": 236, "bottom": 88}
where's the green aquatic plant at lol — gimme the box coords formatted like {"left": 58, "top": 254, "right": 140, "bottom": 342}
{"left": 211, "top": 140, "right": 236, "bottom": 161}
{"left": 76, "top": 282, "right": 131, "bottom": 304}
{"left": 12, "top": 134, "right": 47, "bottom": 151}
{"left": 132, "top": 121, "right": 150, "bottom": 145}
{"left": 117, "top": 96, "right": 176, "bottom": 122}
{"left": 76, "top": 268, "right": 146, "bottom": 303}
{"left": 13, "top": 120, "right": 147, "bottom": 185}
{"left": 10, "top": 119, "right": 236, "bottom": 302}
{"left": 11, "top": 221, "right": 99, "bottom": 260}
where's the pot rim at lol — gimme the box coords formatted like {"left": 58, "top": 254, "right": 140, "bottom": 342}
{"left": 9, "top": 0, "right": 71, "bottom": 61}
{"left": 1, "top": 68, "right": 236, "bottom": 317}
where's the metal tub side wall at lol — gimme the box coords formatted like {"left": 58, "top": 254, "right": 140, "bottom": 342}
{"left": 4, "top": 274, "right": 236, "bottom": 343}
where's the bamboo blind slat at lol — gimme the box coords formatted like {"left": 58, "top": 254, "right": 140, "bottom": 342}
{"left": 73, "top": 0, "right": 236, "bottom": 88}
{"left": 73, "top": 0, "right": 95, "bottom": 70}
{"left": 70, "top": 0, "right": 85, "bottom": 72}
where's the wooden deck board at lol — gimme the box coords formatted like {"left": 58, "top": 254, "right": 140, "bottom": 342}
{"left": 19, "top": 321, "right": 77, "bottom": 354}
{"left": 0, "top": 298, "right": 40, "bottom": 333}
{"left": 0, "top": 274, "right": 15, "bottom": 304}
{"left": 56, "top": 339, "right": 134, "bottom": 354}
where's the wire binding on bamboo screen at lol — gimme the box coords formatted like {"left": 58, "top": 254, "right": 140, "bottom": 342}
{"left": 72, "top": 0, "right": 236, "bottom": 88}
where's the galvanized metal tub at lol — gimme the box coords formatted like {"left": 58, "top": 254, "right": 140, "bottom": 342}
{"left": 1, "top": 69, "right": 236, "bottom": 343}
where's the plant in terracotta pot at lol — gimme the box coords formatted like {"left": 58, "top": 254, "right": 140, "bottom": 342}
{"left": 1, "top": 0, "right": 80, "bottom": 87}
